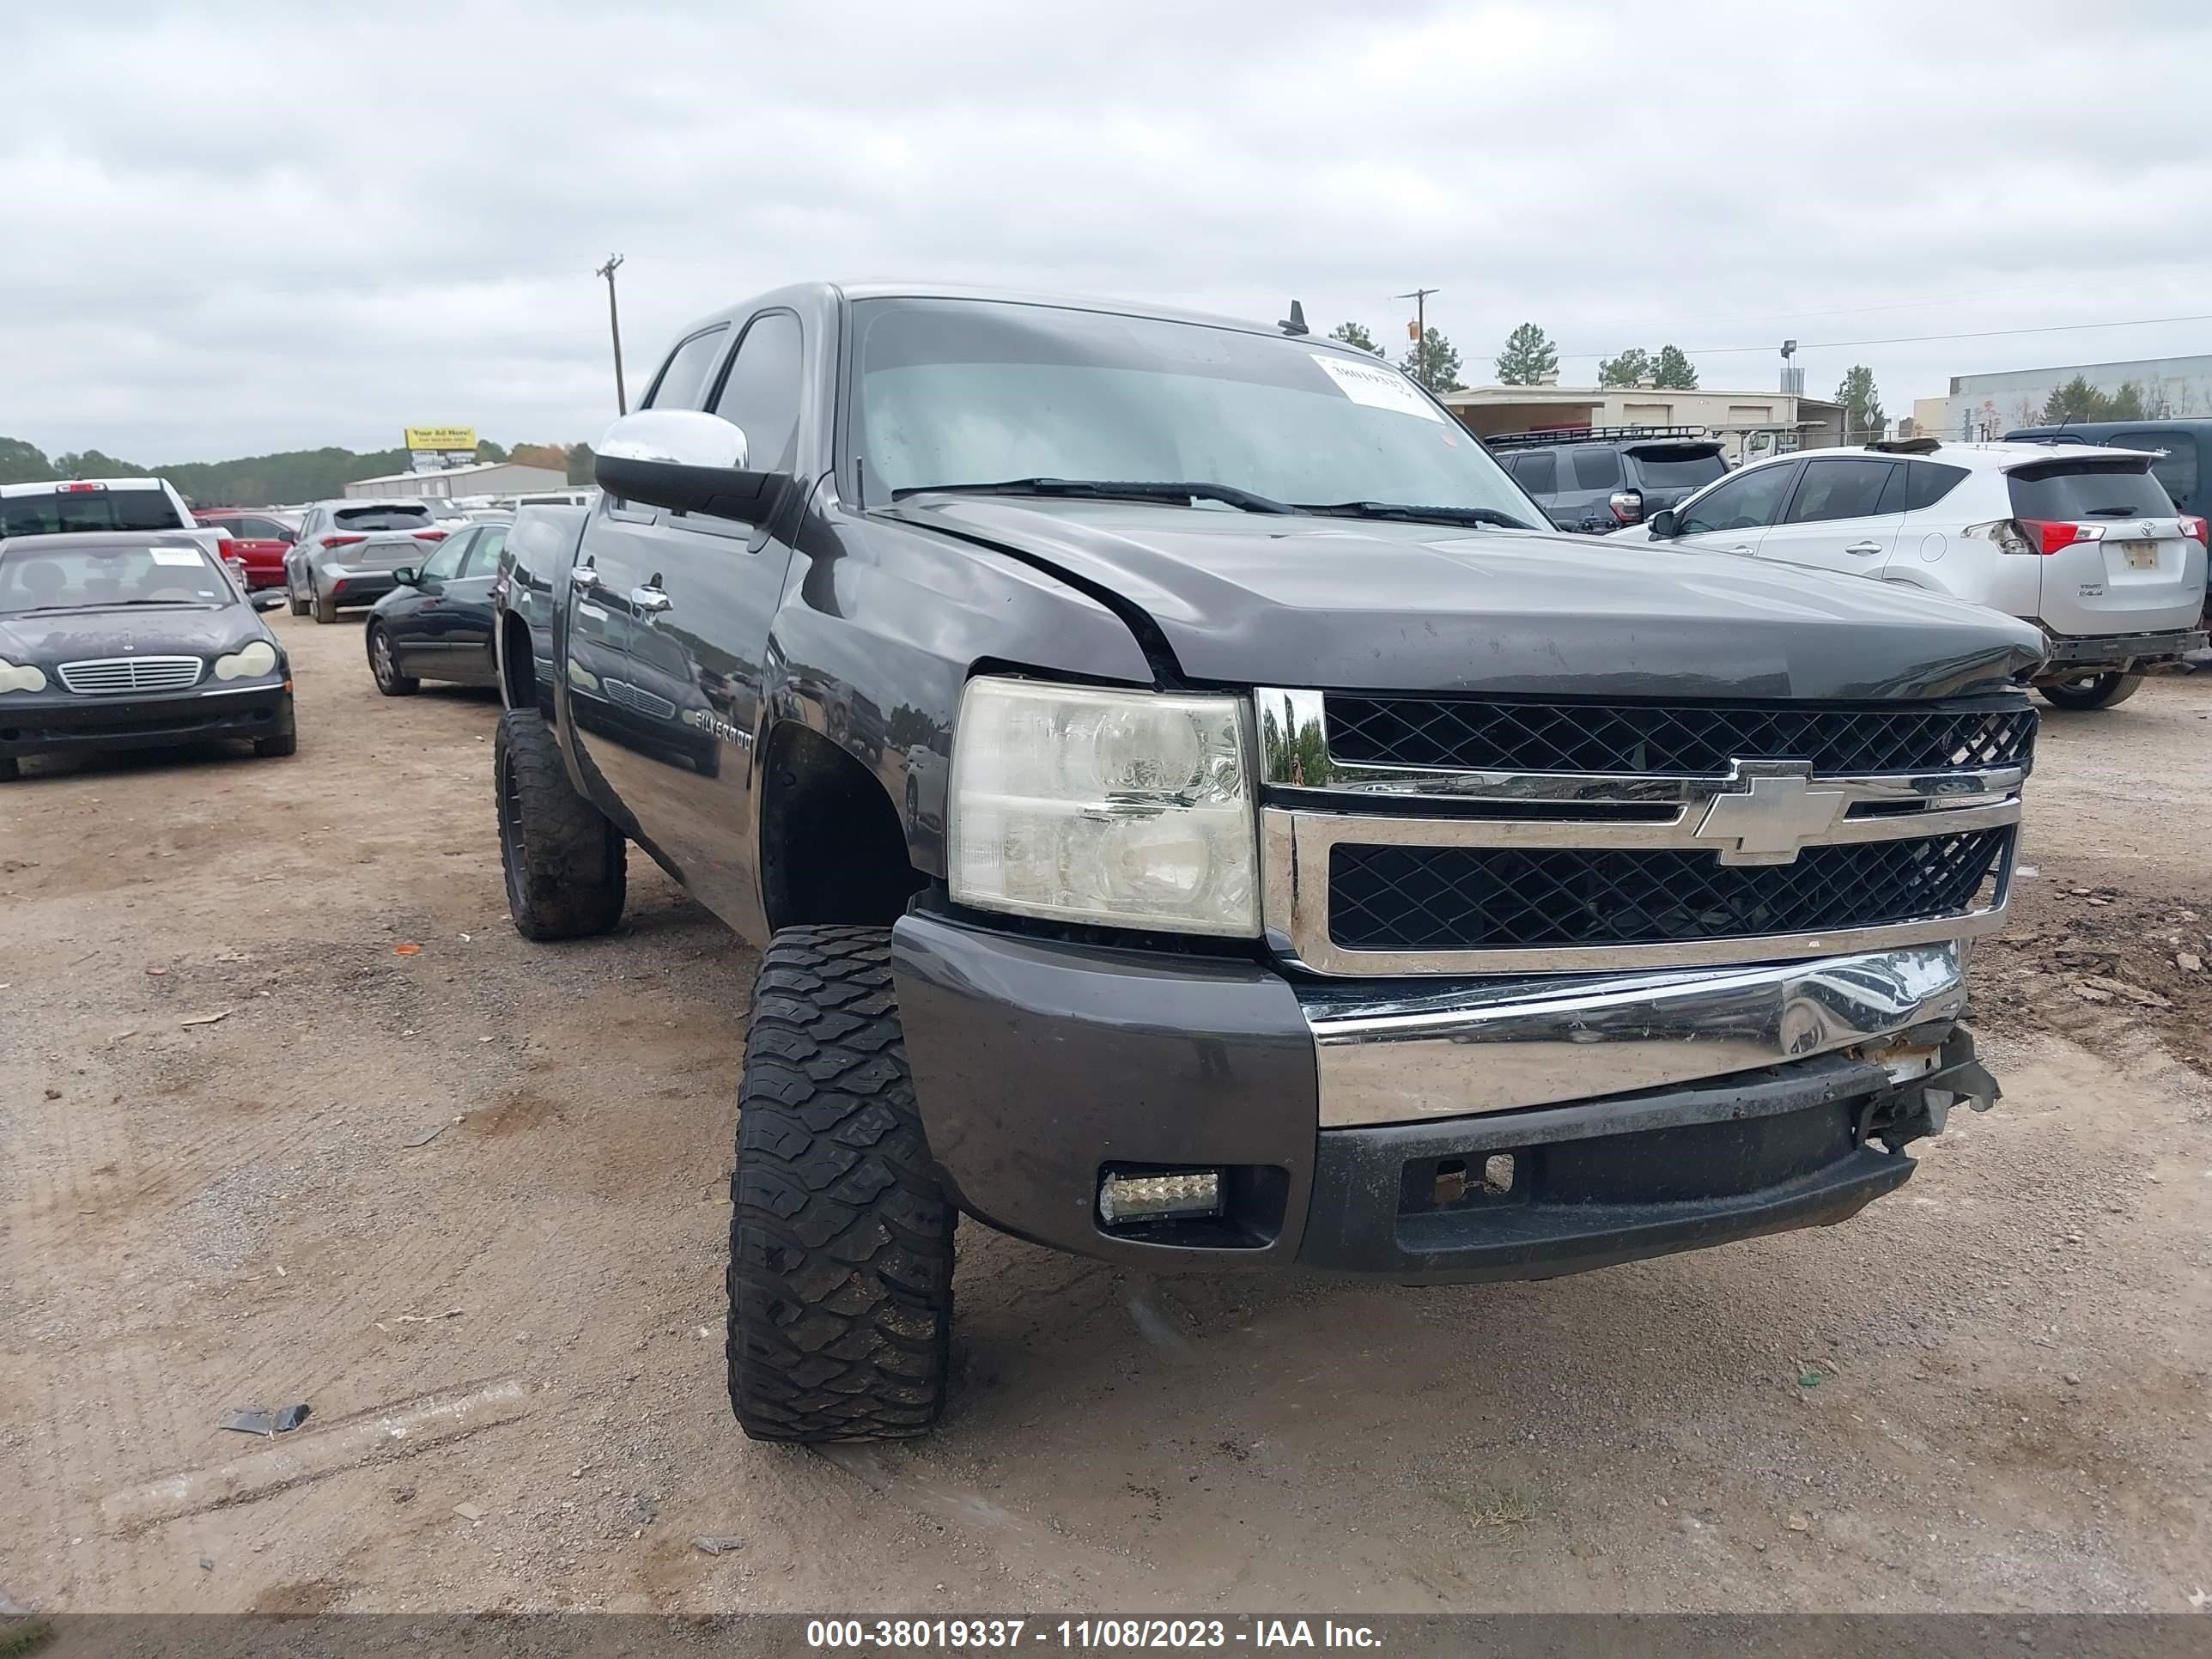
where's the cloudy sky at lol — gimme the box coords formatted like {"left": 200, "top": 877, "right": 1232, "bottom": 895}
{"left": 5, "top": 0, "right": 2209, "bottom": 463}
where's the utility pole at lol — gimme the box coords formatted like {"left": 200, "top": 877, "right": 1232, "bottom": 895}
{"left": 595, "top": 254, "right": 628, "bottom": 416}
{"left": 1396, "top": 288, "right": 1439, "bottom": 386}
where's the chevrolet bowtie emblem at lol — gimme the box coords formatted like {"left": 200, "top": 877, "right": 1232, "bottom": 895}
{"left": 1693, "top": 762, "right": 1850, "bottom": 865}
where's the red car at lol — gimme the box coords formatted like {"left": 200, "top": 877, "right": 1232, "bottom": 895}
{"left": 192, "top": 508, "right": 300, "bottom": 591}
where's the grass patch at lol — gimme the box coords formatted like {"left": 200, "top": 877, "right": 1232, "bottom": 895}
{"left": 1430, "top": 1483, "right": 1537, "bottom": 1528}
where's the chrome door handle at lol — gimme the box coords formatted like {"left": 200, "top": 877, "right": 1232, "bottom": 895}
{"left": 570, "top": 565, "right": 601, "bottom": 590}
{"left": 1844, "top": 541, "right": 1884, "bottom": 556}
{"left": 631, "top": 586, "right": 673, "bottom": 615}
{"left": 1725, "top": 544, "right": 1753, "bottom": 556}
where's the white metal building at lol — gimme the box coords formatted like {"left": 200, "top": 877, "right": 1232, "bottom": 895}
{"left": 343, "top": 461, "right": 567, "bottom": 500}
{"left": 1939, "top": 352, "right": 2212, "bottom": 441}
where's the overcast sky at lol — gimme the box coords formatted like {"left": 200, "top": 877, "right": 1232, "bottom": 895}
{"left": 5, "top": 0, "right": 2209, "bottom": 463}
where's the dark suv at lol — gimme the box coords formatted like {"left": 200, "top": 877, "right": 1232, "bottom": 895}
{"left": 1489, "top": 426, "right": 1730, "bottom": 533}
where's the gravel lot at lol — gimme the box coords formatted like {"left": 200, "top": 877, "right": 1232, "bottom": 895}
{"left": 2, "top": 614, "right": 2208, "bottom": 1616}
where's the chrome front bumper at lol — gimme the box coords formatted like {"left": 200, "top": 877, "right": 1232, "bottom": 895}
{"left": 1299, "top": 940, "right": 1974, "bottom": 1127}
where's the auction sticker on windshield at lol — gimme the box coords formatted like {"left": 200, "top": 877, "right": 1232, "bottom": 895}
{"left": 150, "top": 548, "right": 206, "bottom": 566}
{"left": 1310, "top": 353, "right": 1444, "bottom": 422}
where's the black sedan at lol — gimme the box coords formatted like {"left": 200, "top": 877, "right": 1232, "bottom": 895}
{"left": 364, "top": 518, "right": 508, "bottom": 696}
{"left": 0, "top": 531, "right": 295, "bottom": 781}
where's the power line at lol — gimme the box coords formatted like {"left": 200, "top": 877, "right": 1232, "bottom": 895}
{"left": 1557, "top": 311, "right": 2212, "bottom": 362}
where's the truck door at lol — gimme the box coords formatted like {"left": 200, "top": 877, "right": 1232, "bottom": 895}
{"left": 574, "top": 310, "right": 808, "bottom": 926}
{"left": 564, "top": 325, "right": 727, "bottom": 822}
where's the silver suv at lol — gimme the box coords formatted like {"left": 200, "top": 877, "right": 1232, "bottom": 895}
{"left": 1618, "top": 439, "right": 2209, "bottom": 709}
{"left": 284, "top": 500, "right": 449, "bottom": 624}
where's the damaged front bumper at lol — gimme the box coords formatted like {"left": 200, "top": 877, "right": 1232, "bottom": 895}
{"left": 2037, "top": 626, "right": 2208, "bottom": 676}
{"left": 890, "top": 911, "right": 1996, "bottom": 1283}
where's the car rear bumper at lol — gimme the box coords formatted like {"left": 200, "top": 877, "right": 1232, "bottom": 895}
{"left": 890, "top": 909, "right": 1990, "bottom": 1282}
{"left": 320, "top": 567, "right": 402, "bottom": 606}
{"left": 0, "top": 683, "right": 294, "bottom": 759}
{"left": 2039, "top": 626, "right": 2207, "bottom": 672}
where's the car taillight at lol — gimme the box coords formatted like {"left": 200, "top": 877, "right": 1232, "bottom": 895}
{"left": 320, "top": 533, "right": 368, "bottom": 548}
{"left": 2016, "top": 519, "right": 2106, "bottom": 556}
{"left": 2181, "top": 514, "right": 2209, "bottom": 546}
{"left": 416, "top": 530, "right": 448, "bottom": 542}
{"left": 60, "top": 482, "right": 104, "bottom": 494}
{"left": 1608, "top": 489, "right": 1644, "bottom": 524}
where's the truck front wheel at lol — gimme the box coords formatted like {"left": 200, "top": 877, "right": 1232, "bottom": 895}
{"left": 494, "top": 708, "right": 626, "bottom": 939}
{"left": 727, "top": 926, "right": 956, "bottom": 1443}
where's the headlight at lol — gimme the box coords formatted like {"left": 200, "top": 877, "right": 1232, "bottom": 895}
{"left": 0, "top": 658, "right": 47, "bottom": 693}
{"left": 212, "top": 641, "right": 279, "bottom": 681}
{"left": 948, "top": 677, "right": 1257, "bottom": 936}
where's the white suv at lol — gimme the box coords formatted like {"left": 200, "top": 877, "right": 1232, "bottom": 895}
{"left": 1618, "top": 440, "right": 2209, "bottom": 709}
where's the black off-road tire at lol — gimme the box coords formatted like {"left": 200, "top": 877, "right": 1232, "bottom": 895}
{"left": 368, "top": 623, "right": 419, "bottom": 696}
{"left": 494, "top": 708, "right": 625, "bottom": 940}
{"left": 313, "top": 589, "right": 338, "bottom": 625}
{"left": 2039, "top": 672, "right": 2142, "bottom": 711}
{"left": 727, "top": 927, "right": 956, "bottom": 1443}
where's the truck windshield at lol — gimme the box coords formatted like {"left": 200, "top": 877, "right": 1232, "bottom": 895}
{"left": 852, "top": 298, "right": 1538, "bottom": 526}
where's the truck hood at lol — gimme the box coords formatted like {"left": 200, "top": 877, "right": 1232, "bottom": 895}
{"left": 892, "top": 498, "right": 2049, "bottom": 700}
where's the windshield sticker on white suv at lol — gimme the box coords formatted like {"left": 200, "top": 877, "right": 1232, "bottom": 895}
{"left": 1310, "top": 354, "right": 1445, "bottom": 422}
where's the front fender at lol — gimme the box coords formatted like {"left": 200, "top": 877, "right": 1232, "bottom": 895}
{"left": 762, "top": 501, "right": 1156, "bottom": 879}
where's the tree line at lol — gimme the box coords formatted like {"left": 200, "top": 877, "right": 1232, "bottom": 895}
{"left": 1322, "top": 319, "right": 1704, "bottom": 392}
{"left": 1322, "top": 319, "right": 1901, "bottom": 445}
{"left": 0, "top": 435, "right": 599, "bottom": 505}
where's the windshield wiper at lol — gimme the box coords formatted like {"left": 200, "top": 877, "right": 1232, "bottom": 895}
{"left": 891, "top": 477, "right": 1297, "bottom": 515}
{"left": 1296, "top": 501, "right": 1534, "bottom": 532}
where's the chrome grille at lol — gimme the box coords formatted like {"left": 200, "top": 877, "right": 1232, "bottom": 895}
{"left": 1329, "top": 830, "right": 2012, "bottom": 952}
{"left": 604, "top": 678, "right": 677, "bottom": 721}
{"left": 1323, "top": 694, "right": 2037, "bottom": 776}
{"left": 1255, "top": 685, "right": 2029, "bottom": 976}
{"left": 57, "top": 656, "right": 204, "bottom": 695}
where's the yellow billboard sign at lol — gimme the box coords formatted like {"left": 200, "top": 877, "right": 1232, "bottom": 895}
{"left": 404, "top": 426, "right": 478, "bottom": 453}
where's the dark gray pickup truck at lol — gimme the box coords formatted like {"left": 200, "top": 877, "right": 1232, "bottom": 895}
{"left": 491, "top": 283, "right": 2046, "bottom": 1443}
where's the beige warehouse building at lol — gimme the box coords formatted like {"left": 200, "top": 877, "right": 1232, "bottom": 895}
{"left": 343, "top": 460, "right": 568, "bottom": 500}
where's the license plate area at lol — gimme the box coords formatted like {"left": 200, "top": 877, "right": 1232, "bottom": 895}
{"left": 2118, "top": 540, "right": 2158, "bottom": 569}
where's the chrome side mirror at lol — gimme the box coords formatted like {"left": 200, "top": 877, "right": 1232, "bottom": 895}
{"left": 594, "top": 410, "right": 783, "bottom": 523}
{"left": 599, "top": 409, "right": 750, "bottom": 471}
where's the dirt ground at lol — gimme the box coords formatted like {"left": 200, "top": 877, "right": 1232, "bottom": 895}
{"left": 2, "top": 614, "right": 2209, "bottom": 1617}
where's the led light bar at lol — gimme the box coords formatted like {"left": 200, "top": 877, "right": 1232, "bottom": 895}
{"left": 1098, "top": 1170, "right": 1223, "bottom": 1225}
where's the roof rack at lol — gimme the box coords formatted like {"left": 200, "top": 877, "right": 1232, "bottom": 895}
{"left": 1484, "top": 424, "right": 1711, "bottom": 450}
{"left": 1865, "top": 436, "right": 1942, "bottom": 455}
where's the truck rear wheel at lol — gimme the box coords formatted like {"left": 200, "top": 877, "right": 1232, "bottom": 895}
{"left": 494, "top": 708, "right": 626, "bottom": 939}
{"left": 727, "top": 926, "right": 956, "bottom": 1443}
{"left": 2039, "top": 672, "right": 2142, "bottom": 711}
